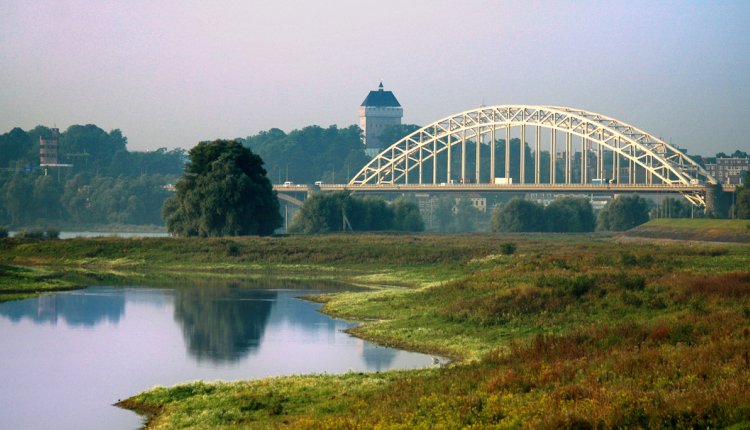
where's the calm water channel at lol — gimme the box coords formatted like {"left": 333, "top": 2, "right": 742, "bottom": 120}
{"left": 0, "top": 283, "right": 434, "bottom": 430}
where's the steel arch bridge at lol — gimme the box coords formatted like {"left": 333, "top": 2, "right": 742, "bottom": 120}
{"left": 349, "top": 105, "right": 717, "bottom": 207}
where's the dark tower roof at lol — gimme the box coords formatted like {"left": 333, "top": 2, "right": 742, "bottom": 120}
{"left": 360, "top": 81, "right": 401, "bottom": 107}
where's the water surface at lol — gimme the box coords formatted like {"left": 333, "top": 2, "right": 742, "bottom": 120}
{"left": 0, "top": 284, "right": 433, "bottom": 430}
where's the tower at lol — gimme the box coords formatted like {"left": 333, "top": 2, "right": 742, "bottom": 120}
{"left": 359, "top": 82, "right": 402, "bottom": 153}
{"left": 40, "top": 128, "right": 60, "bottom": 166}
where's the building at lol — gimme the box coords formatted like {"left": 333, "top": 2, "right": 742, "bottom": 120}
{"left": 705, "top": 157, "right": 749, "bottom": 185}
{"left": 461, "top": 194, "right": 487, "bottom": 213}
{"left": 359, "top": 82, "right": 402, "bottom": 154}
{"left": 39, "top": 128, "right": 60, "bottom": 165}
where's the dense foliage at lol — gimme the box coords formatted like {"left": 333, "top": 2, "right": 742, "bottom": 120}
{"left": 597, "top": 194, "right": 651, "bottom": 231}
{"left": 241, "top": 125, "right": 369, "bottom": 185}
{"left": 492, "top": 198, "right": 545, "bottom": 232}
{"left": 0, "top": 125, "right": 184, "bottom": 176}
{"left": 650, "top": 197, "right": 693, "bottom": 219}
{"left": 289, "top": 192, "right": 424, "bottom": 234}
{"left": 390, "top": 197, "right": 425, "bottom": 232}
{"left": 731, "top": 171, "right": 750, "bottom": 219}
{"left": 430, "top": 197, "right": 484, "bottom": 233}
{"left": 491, "top": 197, "right": 594, "bottom": 233}
{"left": 163, "top": 140, "right": 281, "bottom": 237}
{"left": 0, "top": 125, "right": 185, "bottom": 228}
{"left": 544, "top": 197, "right": 597, "bottom": 232}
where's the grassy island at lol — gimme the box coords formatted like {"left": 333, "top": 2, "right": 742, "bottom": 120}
{"left": 1, "top": 220, "right": 749, "bottom": 428}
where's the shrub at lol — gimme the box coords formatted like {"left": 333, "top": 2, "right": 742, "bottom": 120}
{"left": 615, "top": 273, "right": 646, "bottom": 291}
{"left": 17, "top": 228, "right": 45, "bottom": 240}
{"left": 597, "top": 194, "right": 650, "bottom": 231}
{"left": 544, "top": 197, "right": 596, "bottom": 232}
{"left": 499, "top": 242, "right": 517, "bottom": 255}
{"left": 0, "top": 226, "right": 8, "bottom": 239}
{"left": 45, "top": 227, "right": 60, "bottom": 240}
{"left": 538, "top": 274, "right": 597, "bottom": 299}
{"left": 568, "top": 275, "right": 596, "bottom": 299}
{"left": 492, "top": 198, "right": 545, "bottom": 232}
{"left": 226, "top": 243, "right": 240, "bottom": 257}
{"left": 391, "top": 197, "right": 425, "bottom": 232}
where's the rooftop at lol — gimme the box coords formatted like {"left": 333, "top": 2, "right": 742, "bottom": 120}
{"left": 360, "top": 82, "right": 401, "bottom": 107}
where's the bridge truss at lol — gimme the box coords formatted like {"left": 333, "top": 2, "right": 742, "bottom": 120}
{"left": 349, "top": 105, "right": 716, "bottom": 207}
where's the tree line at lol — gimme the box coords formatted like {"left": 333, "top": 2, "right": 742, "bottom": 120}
{"left": 289, "top": 192, "right": 424, "bottom": 234}
{"left": 491, "top": 195, "right": 651, "bottom": 232}
{"left": 240, "top": 125, "right": 369, "bottom": 185}
{"left": 0, "top": 125, "right": 185, "bottom": 228}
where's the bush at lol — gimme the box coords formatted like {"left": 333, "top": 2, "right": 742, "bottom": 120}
{"left": 544, "top": 197, "right": 596, "bottom": 232}
{"left": 45, "top": 227, "right": 60, "bottom": 240}
{"left": 17, "top": 228, "right": 45, "bottom": 239}
{"left": 391, "top": 197, "right": 425, "bottom": 232}
{"left": 615, "top": 273, "right": 646, "bottom": 291}
{"left": 597, "top": 194, "right": 651, "bottom": 231}
{"left": 0, "top": 226, "right": 8, "bottom": 239}
{"left": 289, "top": 192, "right": 409, "bottom": 234}
{"left": 500, "top": 242, "right": 517, "bottom": 255}
{"left": 226, "top": 243, "right": 240, "bottom": 257}
{"left": 492, "top": 198, "right": 545, "bottom": 232}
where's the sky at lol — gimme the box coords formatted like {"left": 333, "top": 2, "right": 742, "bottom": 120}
{"left": 1, "top": 0, "right": 749, "bottom": 155}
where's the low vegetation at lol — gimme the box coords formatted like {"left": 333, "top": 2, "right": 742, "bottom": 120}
{"left": 625, "top": 218, "right": 750, "bottom": 243}
{"left": 2, "top": 226, "right": 749, "bottom": 428}
{"left": 0, "top": 264, "right": 79, "bottom": 302}
{"left": 116, "top": 235, "right": 750, "bottom": 429}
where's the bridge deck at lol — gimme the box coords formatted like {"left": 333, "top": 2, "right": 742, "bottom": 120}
{"left": 275, "top": 183, "right": 722, "bottom": 193}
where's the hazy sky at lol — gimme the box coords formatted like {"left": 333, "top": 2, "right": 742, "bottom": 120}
{"left": 2, "top": 0, "right": 749, "bottom": 155}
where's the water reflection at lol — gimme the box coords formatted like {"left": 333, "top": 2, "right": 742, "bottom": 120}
{"left": 0, "top": 290, "right": 125, "bottom": 327}
{"left": 0, "top": 283, "right": 434, "bottom": 430}
{"left": 174, "top": 286, "right": 277, "bottom": 363}
{"left": 361, "top": 342, "right": 398, "bottom": 371}
{"left": 0, "top": 281, "right": 393, "bottom": 366}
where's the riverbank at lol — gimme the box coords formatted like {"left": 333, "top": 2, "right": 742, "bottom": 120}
{"left": 0, "top": 233, "right": 511, "bottom": 299}
{"left": 2, "top": 233, "right": 750, "bottom": 428}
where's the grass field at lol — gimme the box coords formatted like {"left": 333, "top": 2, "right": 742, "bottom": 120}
{"left": 2, "top": 233, "right": 750, "bottom": 428}
{"left": 646, "top": 218, "right": 750, "bottom": 230}
{"left": 626, "top": 218, "right": 750, "bottom": 243}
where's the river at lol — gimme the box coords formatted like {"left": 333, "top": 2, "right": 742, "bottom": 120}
{"left": 0, "top": 282, "right": 434, "bottom": 430}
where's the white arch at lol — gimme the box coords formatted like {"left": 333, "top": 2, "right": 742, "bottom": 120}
{"left": 349, "top": 105, "right": 716, "bottom": 206}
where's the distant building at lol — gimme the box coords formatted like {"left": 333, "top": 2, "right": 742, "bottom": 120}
{"left": 359, "top": 82, "right": 402, "bottom": 153}
{"left": 705, "top": 157, "right": 749, "bottom": 185}
{"left": 39, "top": 128, "right": 60, "bottom": 165}
{"left": 461, "top": 194, "right": 487, "bottom": 213}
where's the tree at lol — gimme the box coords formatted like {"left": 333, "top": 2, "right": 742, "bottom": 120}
{"left": 544, "top": 197, "right": 596, "bottom": 232}
{"left": 391, "top": 197, "right": 424, "bottom": 232}
{"left": 378, "top": 124, "right": 421, "bottom": 148}
{"left": 735, "top": 189, "right": 750, "bottom": 219}
{"left": 357, "top": 196, "right": 394, "bottom": 231}
{"left": 2, "top": 174, "right": 34, "bottom": 225}
{"left": 651, "top": 197, "right": 692, "bottom": 219}
{"left": 288, "top": 193, "right": 422, "bottom": 234}
{"left": 455, "top": 198, "right": 479, "bottom": 232}
{"left": 492, "top": 198, "right": 545, "bottom": 232}
{"left": 432, "top": 197, "right": 455, "bottom": 232}
{"left": 163, "top": 140, "right": 281, "bottom": 237}
{"left": 597, "top": 194, "right": 650, "bottom": 231}
{"left": 288, "top": 192, "right": 351, "bottom": 234}
{"left": 32, "top": 175, "right": 63, "bottom": 220}
{"left": 244, "top": 125, "right": 366, "bottom": 185}
{"left": 733, "top": 171, "right": 750, "bottom": 219}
